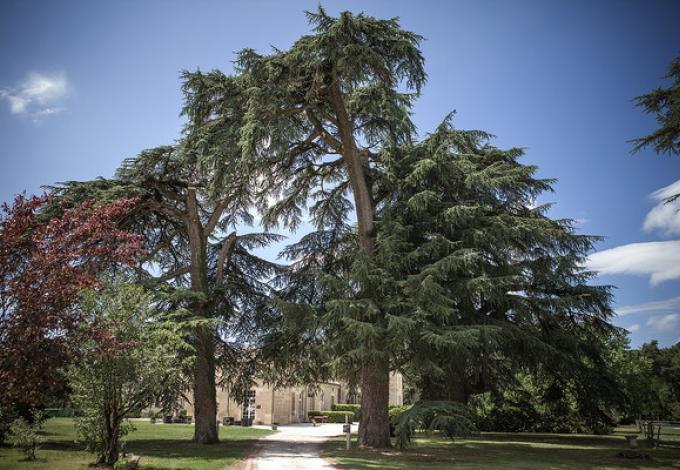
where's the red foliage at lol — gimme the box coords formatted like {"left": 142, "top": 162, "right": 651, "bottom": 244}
{"left": 0, "top": 194, "right": 143, "bottom": 407}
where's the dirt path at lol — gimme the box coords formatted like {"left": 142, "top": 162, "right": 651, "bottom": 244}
{"left": 240, "top": 423, "right": 346, "bottom": 470}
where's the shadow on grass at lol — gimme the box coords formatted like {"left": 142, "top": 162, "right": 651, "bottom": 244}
{"left": 125, "top": 438, "right": 259, "bottom": 460}
{"left": 28, "top": 437, "right": 258, "bottom": 470}
{"left": 325, "top": 435, "right": 680, "bottom": 470}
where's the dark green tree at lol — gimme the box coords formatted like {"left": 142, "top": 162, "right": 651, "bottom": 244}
{"left": 373, "top": 116, "right": 618, "bottom": 421}
{"left": 183, "top": 7, "right": 426, "bottom": 447}
{"left": 50, "top": 93, "right": 284, "bottom": 443}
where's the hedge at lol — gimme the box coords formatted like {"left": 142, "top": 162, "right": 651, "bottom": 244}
{"left": 389, "top": 405, "right": 410, "bottom": 420}
{"left": 321, "top": 411, "right": 355, "bottom": 423}
{"left": 331, "top": 404, "right": 361, "bottom": 421}
{"left": 307, "top": 410, "right": 322, "bottom": 418}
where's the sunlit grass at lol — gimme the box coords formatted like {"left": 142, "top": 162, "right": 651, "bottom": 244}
{"left": 0, "top": 417, "right": 272, "bottom": 470}
{"left": 324, "top": 426, "right": 680, "bottom": 469}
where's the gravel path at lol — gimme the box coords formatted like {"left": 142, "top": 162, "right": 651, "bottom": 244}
{"left": 241, "top": 423, "right": 347, "bottom": 470}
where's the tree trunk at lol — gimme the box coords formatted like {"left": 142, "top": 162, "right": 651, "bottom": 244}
{"left": 328, "top": 80, "right": 391, "bottom": 448}
{"left": 358, "top": 359, "right": 391, "bottom": 448}
{"left": 186, "top": 188, "right": 219, "bottom": 444}
{"left": 99, "top": 415, "right": 120, "bottom": 466}
{"left": 193, "top": 324, "right": 218, "bottom": 443}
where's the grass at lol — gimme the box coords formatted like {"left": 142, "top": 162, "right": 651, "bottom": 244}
{"left": 0, "top": 417, "right": 272, "bottom": 470}
{"left": 324, "top": 427, "right": 680, "bottom": 469}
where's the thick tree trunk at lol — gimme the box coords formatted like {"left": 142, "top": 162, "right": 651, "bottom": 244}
{"left": 193, "top": 324, "right": 218, "bottom": 443}
{"left": 186, "top": 188, "right": 219, "bottom": 444}
{"left": 329, "top": 81, "right": 391, "bottom": 448}
{"left": 358, "top": 359, "right": 392, "bottom": 448}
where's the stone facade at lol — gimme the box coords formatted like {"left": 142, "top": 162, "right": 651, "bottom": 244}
{"left": 179, "top": 373, "right": 404, "bottom": 425}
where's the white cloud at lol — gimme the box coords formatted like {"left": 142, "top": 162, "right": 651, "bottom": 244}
{"left": 587, "top": 240, "right": 680, "bottom": 286}
{"left": 0, "top": 72, "right": 68, "bottom": 119}
{"left": 643, "top": 179, "right": 680, "bottom": 236}
{"left": 616, "top": 295, "right": 680, "bottom": 316}
{"left": 647, "top": 313, "right": 680, "bottom": 331}
{"left": 628, "top": 323, "right": 640, "bottom": 333}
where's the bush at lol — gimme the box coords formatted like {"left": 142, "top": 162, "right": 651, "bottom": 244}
{"left": 389, "top": 405, "right": 410, "bottom": 420}
{"left": 321, "top": 411, "right": 355, "bottom": 423}
{"left": 7, "top": 409, "right": 45, "bottom": 461}
{"left": 331, "top": 404, "right": 361, "bottom": 421}
{"left": 307, "top": 410, "right": 322, "bottom": 418}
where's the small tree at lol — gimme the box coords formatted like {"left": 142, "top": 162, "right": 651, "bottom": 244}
{"left": 0, "top": 194, "right": 142, "bottom": 409}
{"left": 67, "top": 281, "right": 188, "bottom": 467}
{"left": 6, "top": 409, "right": 45, "bottom": 461}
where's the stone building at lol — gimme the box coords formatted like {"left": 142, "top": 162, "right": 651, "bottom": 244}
{"left": 180, "top": 372, "right": 403, "bottom": 425}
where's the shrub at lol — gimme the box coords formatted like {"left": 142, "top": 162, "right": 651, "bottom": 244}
{"left": 307, "top": 410, "right": 322, "bottom": 418}
{"left": 6, "top": 409, "right": 45, "bottom": 461}
{"left": 331, "top": 404, "right": 361, "bottom": 421}
{"left": 393, "top": 401, "right": 477, "bottom": 448}
{"left": 321, "top": 411, "right": 355, "bottom": 423}
{"left": 389, "top": 405, "right": 410, "bottom": 420}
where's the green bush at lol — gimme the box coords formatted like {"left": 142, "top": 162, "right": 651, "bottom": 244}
{"left": 307, "top": 410, "right": 322, "bottom": 418}
{"left": 389, "top": 405, "right": 410, "bottom": 420}
{"left": 331, "top": 404, "right": 361, "bottom": 421}
{"left": 7, "top": 409, "right": 45, "bottom": 461}
{"left": 321, "top": 411, "right": 355, "bottom": 423}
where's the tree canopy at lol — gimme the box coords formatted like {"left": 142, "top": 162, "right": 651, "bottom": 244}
{"left": 0, "top": 194, "right": 141, "bottom": 408}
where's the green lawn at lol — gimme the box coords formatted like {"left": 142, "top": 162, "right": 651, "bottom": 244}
{"left": 324, "top": 427, "right": 680, "bottom": 469}
{"left": 0, "top": 418, "right": 272, "bottom": 470}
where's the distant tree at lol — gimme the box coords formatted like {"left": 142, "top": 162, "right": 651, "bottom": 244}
{"left": 0, "top": 194, "right": 142, "bottom": 409}
{"left": 68, "top": 281, "right": 187, "bottom": 467}
{"left": 631, "top": 53, "right": 680, "bottom": 156}
{"left": 619, "top": 340, "right": 680, "bottom": 421}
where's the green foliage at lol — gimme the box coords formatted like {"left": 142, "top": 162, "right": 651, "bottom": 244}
{"left": 370, "top": 115, "right": 620, "bottom": 424}
{"left": 67, "top": 280, "right": 189, "bottom": 466}
{"left": 631, "top": 54, "right": 680, "bottom": 156}
{"left": 332, "top": 403, "right": 361, "bottom": 421}
{"left": 241, "top": 10, "right": 620, "bottom": 445}
{"left": 321, "top": 411, "right": 355, "bottom": 423}
{"left": 392, "top": 401, "right": 477, "bottom": 449}
{"left": 389, "top": 404, "right": 410, "bottom": 421}
{"left": 307, "top": 410, "right": 322, "bottom": 418}
{"left": 6, "top": 409, "right": 45, "bottom": 460}
{"left": 618, "top": 340, "right": 680, "bottom": 421}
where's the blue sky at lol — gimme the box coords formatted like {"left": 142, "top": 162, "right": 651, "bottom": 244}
{"left": 1, "top": 0, "right": 679, "bottom": 347}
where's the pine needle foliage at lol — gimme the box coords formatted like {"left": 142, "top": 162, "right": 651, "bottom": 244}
{"left": 631, "top": 53, "right": 680, "bottom": 156}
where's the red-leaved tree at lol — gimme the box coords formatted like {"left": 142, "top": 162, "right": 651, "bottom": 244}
{"left": 0, "top": 194, "right": 142, "bottom": 407}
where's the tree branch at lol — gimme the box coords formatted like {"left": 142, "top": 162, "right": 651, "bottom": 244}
{"left": 216, "top": 231, "right": 238, "bottom": 286}
{"left": 306, "top": 109, "right": 343, "bottom": 152}
{"left": 205, "top": 200, "right": 230, "bottom": 237}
